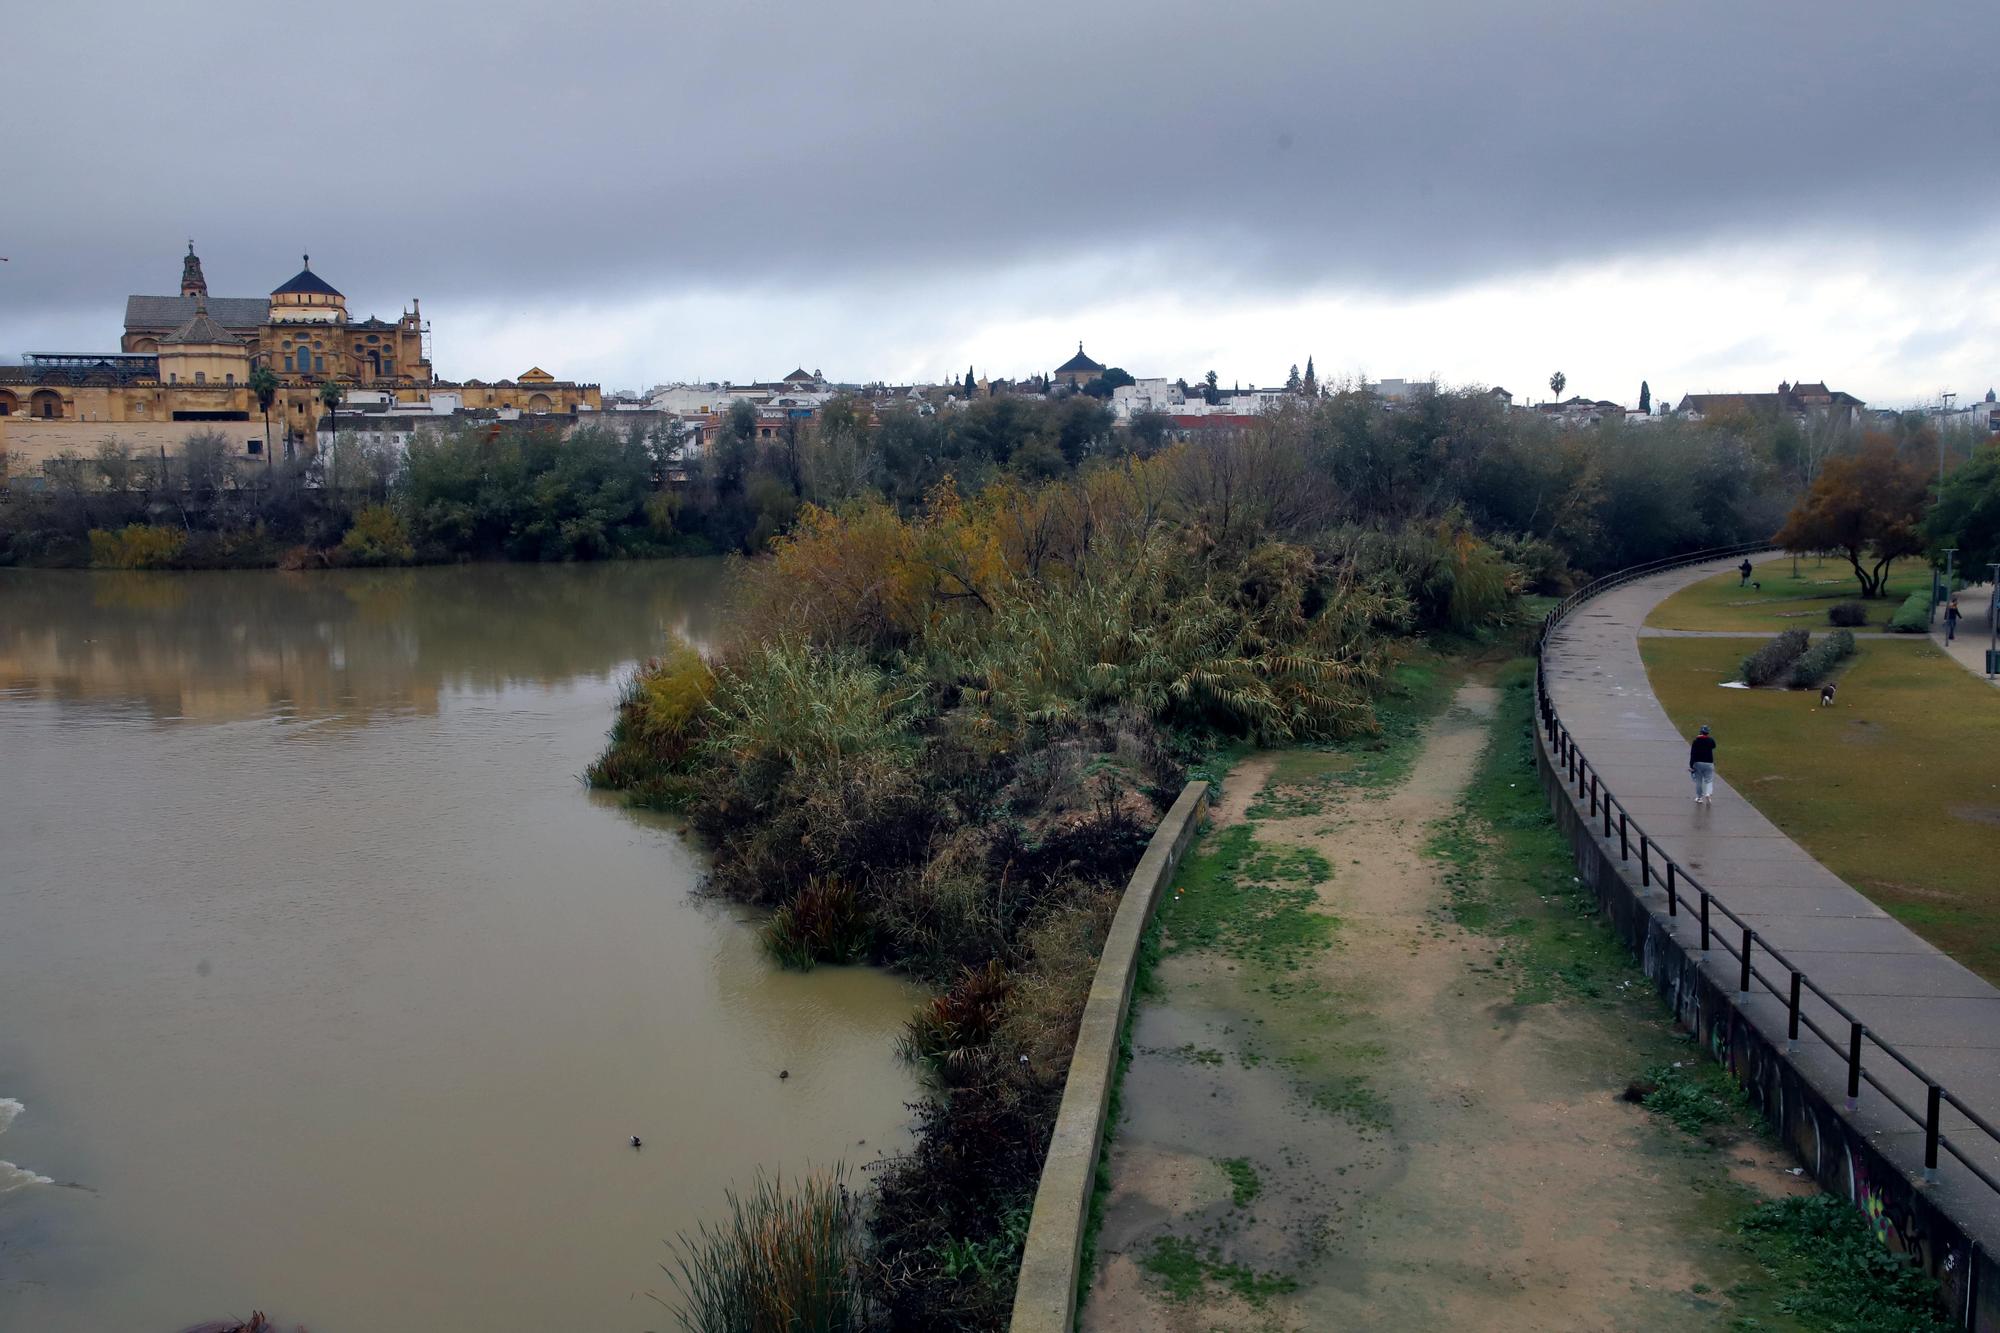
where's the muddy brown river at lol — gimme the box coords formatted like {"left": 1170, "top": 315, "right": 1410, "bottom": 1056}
{"left": 0, "top": 562, "right": 917, "bottom": 1332}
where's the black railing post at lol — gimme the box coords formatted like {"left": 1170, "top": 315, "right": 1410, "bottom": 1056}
{"left": 1640, "top": 836, "right": 1650, "bottom": 885}
{"left": 1666, "top": 862, "right": 1677, "bottom": 915}
{"left": 1924, "top": 1085, "right": 1942, "bottom": 1184}
{"left": 1787, "top": 971, "right": 1801, "bottom": 1051}
{"left": 1699, "top": 892, "right": 1710, "bottom": 952}
{"left": 1602, "top": 792, "right": 1612, "bottom": 838}
{"left": 1588, "top": 772, "right": 1597, "bottom": 818}
{"left": 1846, "top": 1022, "right": 1863, "bottom": 1111}
{"left": 1739, "top": 928, "right": 1753, "bottom": 996}
{"left": 1619, "top": 811, "right": 1629, "bottom": 861}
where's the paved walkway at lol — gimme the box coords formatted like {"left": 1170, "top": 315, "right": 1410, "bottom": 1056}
{"left": 1933, "top": 582, "right": 2000, "bottom": 686}
{"left": 1544, "top": 556, "right": 2000, "bottom": 1238}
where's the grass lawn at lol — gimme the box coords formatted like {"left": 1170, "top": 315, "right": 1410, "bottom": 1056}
{"left": 1645, "top": 555, "right": 1935, "bottom": 632}
{"left": 1641, "top": 635, "right": 2000, "bottom": 983}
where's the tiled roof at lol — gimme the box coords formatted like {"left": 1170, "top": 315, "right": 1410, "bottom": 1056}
{"left": 273, "top": 258, "right": 343, "bottom": 298}
{"left": 163, "top": 304, "right": 241, "bottom": 346}
{"left": 125, "top": 294, "right": 269, "bottom": 331}
{"left": 1056, "top": 343, "right": 1103, "bottom": 374}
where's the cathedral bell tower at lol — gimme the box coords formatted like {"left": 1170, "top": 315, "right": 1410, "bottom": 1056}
{"left": 180, "top": 241, "right": 208, "bottom": 299}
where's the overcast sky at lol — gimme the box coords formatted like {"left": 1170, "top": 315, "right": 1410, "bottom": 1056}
{"left": 4, "top": 1, "right": 1997, "bottom": 407}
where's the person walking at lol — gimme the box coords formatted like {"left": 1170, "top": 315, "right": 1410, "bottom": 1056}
{"left": 1945, "top": 597, "right": 1962, "bottom": 645}
{"left": 1738, "top": 558, "right": 1754, "bottom": 587}
{"left": 1689, "top": 725, "right": 1717, "bottom": 805}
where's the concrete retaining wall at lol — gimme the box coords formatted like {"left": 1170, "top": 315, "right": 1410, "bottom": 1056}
{"left": 1009, "top": 779, "right": 1209, "bottom": 1333}
{"left": 1535, "top": 724, "right": 1997, "bottom": 1329}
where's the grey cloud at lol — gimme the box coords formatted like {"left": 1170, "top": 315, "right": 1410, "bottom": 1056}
{"left": 3, "top": 0, "right": 1996, "bottom": 342}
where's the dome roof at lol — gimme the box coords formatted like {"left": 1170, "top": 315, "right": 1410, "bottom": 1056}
{"left": 1056, "top": 342, "right": 1103, "bottom": 374}
{"left": 272, "top": 255, "right": 343, "bottom": 298}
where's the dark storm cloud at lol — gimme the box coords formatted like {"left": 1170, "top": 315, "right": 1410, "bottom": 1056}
{"left": 2, "top": 0, "right": 1995, "bottom": 329}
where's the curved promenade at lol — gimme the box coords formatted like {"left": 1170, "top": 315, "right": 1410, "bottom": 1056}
{"left": 1542, "top": 553, "right": 2000, "bottom": 1275}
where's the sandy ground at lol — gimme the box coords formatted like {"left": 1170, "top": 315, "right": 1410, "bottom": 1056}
{"left": 1083, "top": 678, "right": 1806, "bottom": 1332}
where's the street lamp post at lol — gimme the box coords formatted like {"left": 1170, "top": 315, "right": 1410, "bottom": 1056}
{"left": 1988, "top": 563, "right": 1999, "bottom": 679}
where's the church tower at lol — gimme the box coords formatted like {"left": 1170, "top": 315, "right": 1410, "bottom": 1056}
{"left": 180, "top": 241, "right": 207, "bottom": 299}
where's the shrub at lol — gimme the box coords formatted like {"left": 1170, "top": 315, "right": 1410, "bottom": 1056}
{"left": 88, "top": 523, "right": 186, "bottom": 569}
{"left": 337, "top": 504, "right": 414, "bottom": 566}
{"left": 1788, "top": 630, "right": 1857, "bottom": 688}
{"left": 1739, "top": 627, "right": 1810, "bottom": 686}
{"left": 1827, "top": 600, "right": 1867, "bottom": 627}
{"left": 762, "top": 878, "right": 872, "bottom": 971}
{"left": 586, "top": 639, "right": 718, "bottom": 806}
{"left": 902, "top": 960, "right": 1013, "bottom": 1072}
{"left": 1889, "top": 589, "right": 1932, "bottom": 633}
{"left": 664, "top": 1167, "right": 863, "bottom": 1333}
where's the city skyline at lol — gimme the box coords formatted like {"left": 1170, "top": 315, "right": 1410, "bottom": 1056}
{"left": 4, "top": 1, "right": 1997, "bottom": 408}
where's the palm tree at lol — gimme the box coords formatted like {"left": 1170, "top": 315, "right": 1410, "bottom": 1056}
{"left": 249, "top": 365, "right": 279, "bottom": 469}
{"left": 317, "top": 381, "right": 341, "bottom": 463}
{"left": 1549, "top": 370, "right": 1567, "bottom": 404}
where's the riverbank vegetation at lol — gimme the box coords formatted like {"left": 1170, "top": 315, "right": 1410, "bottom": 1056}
{"left": 593, "top": 395, "right": 1985, "bottom": 1330}
{"left": 593, "top": 442, "right": 1527, "bottom": 1327}
{"left": 7, "top": 379, "right": 1947, "bottom": 574}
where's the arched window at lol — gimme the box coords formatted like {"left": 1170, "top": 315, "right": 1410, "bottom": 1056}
{"left": 30, "top": 389, "right": 62, "bottom": 418}
{"left": 195, "top": 371, "right": 206, "bottom": 385}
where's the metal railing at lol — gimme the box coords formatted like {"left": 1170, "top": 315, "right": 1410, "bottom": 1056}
{"left": 1537, "top": 542, "right": 2000, "bottom": 1197}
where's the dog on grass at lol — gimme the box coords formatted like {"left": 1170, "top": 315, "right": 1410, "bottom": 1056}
{"left": 1819, "top": 681, "right": 1837, "bottom": 708}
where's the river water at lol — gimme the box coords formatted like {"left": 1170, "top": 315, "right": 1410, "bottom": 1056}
{"left": 0, "top": 562, "right": 918, "bottom": 1331}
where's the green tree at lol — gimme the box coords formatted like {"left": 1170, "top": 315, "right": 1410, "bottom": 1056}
{"left": 1549, "top": 370, "right": 1566, "bottom": 403}
{"left": 964, "top": 366, "right": 976, "bottom": 398}
{"left": 316, "top": 381, "right": 341, "bottom": 460}
{"left": 1774, "top": 437, "right": 1929, "bottom": 597}
{"left": 1924, "top": 441, "right": 2000, "bottom": 570}
{"left": 1638, "top": 380, "right": 1651, "bottom": 414}
{"left": 249, "top": 364, "right": 280, "bottom": 466}
{"left": 1203, "top": 369, "right": 1220, "bottom": 405}
{"left": 1285, "top": 364, "right": 1302, "bottom": 392}
{"left": 725, "top": 398, "right": 758, "bottom": 445}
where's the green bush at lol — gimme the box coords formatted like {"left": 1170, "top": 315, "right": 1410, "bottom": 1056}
{"left": 1889, "top": 589, "right": 1933, "bottom": 633}
{"left": 1788, "top": 630, "right": 1857, "bottom": 688}
{"left": 337, "top": 504, "right": 415, "bottom": 566}
{"left": 1739, "top": 627, "right": 1811, "bottom": 686}
{"left": 762, "top": 878, "right": 872, "bottom": 970}
{"left": 1828, "top": 600, "right": 1867, "bottom": 627}
{"left": 88, "top": 523, "right": 186, "bottom": 569}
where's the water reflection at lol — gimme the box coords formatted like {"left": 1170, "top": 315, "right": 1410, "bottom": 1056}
{"left": 0, "top": 561, "right": 728, "bottom": 723}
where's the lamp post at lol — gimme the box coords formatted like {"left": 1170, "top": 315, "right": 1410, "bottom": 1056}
{"left": 1939, "top": 548, "right": 1958, "bottom": 619}
{"left": 1988, "top": 563, "right": 1999, "bottom": 679}
{"left": 1942, "top": 393, "right": 1958, "bottom": 489}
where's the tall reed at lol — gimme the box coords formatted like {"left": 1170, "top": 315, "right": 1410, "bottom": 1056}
{"left": 662, "top": 1166, "right": 862, "bottom": 1333}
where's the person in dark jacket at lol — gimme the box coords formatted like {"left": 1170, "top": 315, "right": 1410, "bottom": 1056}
{"left": 1945, "top": 598, "right": 1962, "bottom": 644}
{"left": 1689, "top": 725, "right": 1717, "bottom": 804}
{"left": 1738, "top": 558, "right": 1754, "bottom": 587}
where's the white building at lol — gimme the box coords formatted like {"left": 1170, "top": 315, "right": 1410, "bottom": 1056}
{"left": 1109, "top": 377, "right": 1185, "bottom": 420}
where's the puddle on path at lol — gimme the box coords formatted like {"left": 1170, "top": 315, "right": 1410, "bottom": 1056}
{"left": 1085, "top": 678, "right": 1796, "bottom": 1332}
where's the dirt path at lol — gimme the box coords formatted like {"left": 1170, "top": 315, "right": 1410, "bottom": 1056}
{"left": 1083, "top": 674, "right": 1803, "bottom": 1331}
